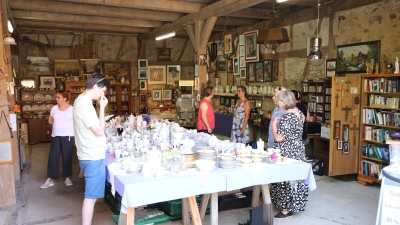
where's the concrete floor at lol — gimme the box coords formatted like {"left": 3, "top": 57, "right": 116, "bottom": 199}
{"left": 1, "top": 142, "right": 380, "bottom": 225}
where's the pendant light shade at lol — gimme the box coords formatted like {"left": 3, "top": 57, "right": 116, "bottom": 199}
{"left": 307, "top": 0, "right": 324, "bottom": 67}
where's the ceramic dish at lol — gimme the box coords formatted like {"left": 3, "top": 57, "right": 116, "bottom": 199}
{"left": 46, "top": 104, "right": 53, "bottom": 110}
{"left": 22, "top": 105, "right": 31, "bottom": 111}
{"left": 34, "top": 94, "right": 44, "bottom": 101}
{"left": 44, "top": 95, "right": 53, "bottom": 101}
{"left": 31, "top": 105, "right": 40, "bottom": 110}
{"left": 22, "top": 93, "right": 33, "bottom": 101}
{"left": 40, "top": 104, "right": 48, "bottom": 110}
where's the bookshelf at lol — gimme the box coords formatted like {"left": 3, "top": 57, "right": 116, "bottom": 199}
{"left": 358, "top": 74, "right": 400, "bottom": 185}
{"left": 300, "top": 80, "right": 332, "bottom": 123}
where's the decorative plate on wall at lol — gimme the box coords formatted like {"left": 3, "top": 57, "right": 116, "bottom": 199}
{"left": 34, "top": 94, "right": 44, "bottom": 101}
{"left": 22, "top": 93, "right": 33, "bottom": 101}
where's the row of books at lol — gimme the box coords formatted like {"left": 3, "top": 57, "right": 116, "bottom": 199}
{"left": 308, "top": 115, "right": 323, "bottom": 122}
{"left": 361, "top": 144, "right": 390, "bottom": 161}
{"left": 362, "top": 126, "right": 390, "bottom": 143}
{"left": 366, "top": 94, "right": 399, "bottom": 109}
{"left": 325, "top": 112, "right": 330, "bottom": 120}
{"left": 325, "top": 96, "right": 331, "bottom": 103}
{"left": 302, "top": 86, "right": 332, "bottom": 95}
{"left": 362, "top": 108, "right": 400, "bottom": 127}
{"left": 364, "top": 77, "right": 399, "bottom": 93}
{"left": 360, "top": 160, "right": 383, "bottom": 178}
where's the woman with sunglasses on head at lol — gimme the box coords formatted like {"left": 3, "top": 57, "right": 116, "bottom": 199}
{"left": 231, "top": 86, "right": 250, "bottom": 143}
{"left": 40, "top": 90, "right": 74, "bottom": 189}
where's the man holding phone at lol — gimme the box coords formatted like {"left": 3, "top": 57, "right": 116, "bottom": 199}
{"left": 73, "top": 73, "right": 114, "bottom": 225}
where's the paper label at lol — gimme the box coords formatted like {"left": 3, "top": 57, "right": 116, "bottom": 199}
{"left": 381, "top": 184, "right": 400, "bottom": 225}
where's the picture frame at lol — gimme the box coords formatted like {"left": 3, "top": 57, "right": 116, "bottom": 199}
{"left": 138, "top": 59, "right": 148, "bottom": 69}
{"left": 166, "top": 65, "right": 181, "bottom": 85}
{"left": 239, "top": 46, "right": 244, "bottom": 57}
{"left": 255, "top": 61, "right": 264, "bottom": 82}
{"left": 157, "top": 48, "right": 172, "bottom": 61}
{"left": 220, "top": 96, "right": 225, "bottom": 105}
{"left": 139, "top": 80, "right": 147, "bottom": 90}
{"left": 255, "top": 100, "right": 263, "bottom": 108}
{"left": 244, "top": 30, "right": 259, "bottom": 62}
{"left": 248, "top": 62, "right": 256, "bottom": 82}
{"left": 152, "top": 89, "right": 162, "bottom": 101}
{"left": 54, "top": 59, "right": 80, "bottom": 78}
{"left": 334, "top": 120, "right": 341, "bottom": 139}
{"left": 343, "top": 142, "right": 350, "bottom": 154}
{"left": 0, "top": 139, "right": 14, "bottom": 164}
{"left": 103, "top": 61, "right": 130, "bottom": 81}
{"left": 148, "top": 65, "right": 166, "bottom": 84}
{"left": 240, "top": 68, "right": 246, "bottom": 79}
{"left": 210, "top": 43, "right": 218, "bottom": 62}
{"left": 20, "top": 77, "right": 36, "bottom": 89}
{"left": 326, "top": 59, "right": 336, "bottom": 78}
{"left": 239, "top": 34, "right": 244, "bottom": 46}
{"left": 217, "top": 55, "right": 227, "bottom": 72}
{"left": 198, "top": 54, "right": 207, "bottom": 66}
{"left": 224, "top": 34, "right": 233, "bottom": 54}
{"left": 39, "top": 75, "right": 56, "bottom": 89}
{"left": 234, "top": 76, "right": 241, "bottom": 86}
{"left": 163, "top": 89, "right": 172, "bottom": 100}
{"left": 27, "top": 56, "right": 49, "bottom": 72}
{"left": 233, "top": 57, "right": 239, "bottom": 75}
{"left": 194, "top": 65, "right": 199, "bottom": 77}
{"left": 263, "top": 60, "right": 273, "bottom": 82}
{"left": 140, "top": 94, "right": 147, "bottom": 103}
{"left": 225, "top": 97, "right": 231, "bottom": 107}
{"left": 273, "top": 60, "right": 279, "bottom": 81}
{"left": 337, "top": 140, "right": 343, "bottom": 150}
{"left": 80, "top": 59, "right": 102, "bottom": 75}
{"left": 337, "top": 40, "right": 380, "bottom": 74}
{"left": 239, "top": 57, "right": 245, "bottom": 68}
{"left": 240, "top": 80, "right": 246, "bottom": 86}
{"left": 343, "top": 124, "right": 349, "bottom": 142}
{"left": 138, "top": 69, "right": 148, "bottom": 79}
{"left": 194, "top": 77, "right": 199, "bottom": 91}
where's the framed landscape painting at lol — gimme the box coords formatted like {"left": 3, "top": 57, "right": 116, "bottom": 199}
{"left": 80, "top": 59, "right": 102, "bottom": 75}
{"left": 54, "top": 59, "right": 80, "bottom": 78}
{"left": 166, "top": 65, "right": 180, "bottom": 85}
{"left": 336, "top": 41, "right": 380, "bottom": 74}
{"left": 103, "top": 61, "right": 130, "bottom": 81}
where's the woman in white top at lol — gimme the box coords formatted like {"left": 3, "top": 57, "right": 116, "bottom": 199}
{"left": 40, "top": 91, "right": 75, "bottom": 189}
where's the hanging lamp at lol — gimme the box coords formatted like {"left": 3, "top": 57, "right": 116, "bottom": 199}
{"left": 307, "top": 0, "right": 324, "bottom": 66}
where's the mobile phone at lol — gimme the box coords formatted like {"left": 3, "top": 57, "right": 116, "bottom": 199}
{"left": 105, "top": 114, "right": 119, "bottom": 123}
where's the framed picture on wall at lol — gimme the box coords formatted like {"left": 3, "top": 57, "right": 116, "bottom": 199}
{"left": 103, "top": 61, "right": 130, "bottom": 81}
{"left": 240, "top": 68, "right": 246, "bottom": 79}
{"left": 140, "top": 94, "right": 147, "bottom": 103}
{"left": 138, "top": 59, "right": 148, "bottom": 69}
{"left": 148, "top": 66, "right": 166, "bottom": 84}
{"left": 166, "top": 65, "right": 180, "bottom": 85}
{"left": 152, "top": 89, "right": 162, "bottom": 100}
{"left": 337, "top": 140, "right": 343, "bottom": 150}
{"left": 139, "top": 80, "right": 147, "bottom": 90}
{"left": 224, "top": 34, "right": 233, "bottom": 54}
{"left": 198, "top": 54, "right": 207, "bottom": 66}
{"left": 39, "top": 75, "right": 56, "bottom": 89}
{"left": 54, "top": 59, "right": 80, "bottom": 78}
{"left": 263, "top": 60, "right": 273, "bottom": 82}
{"left": 337, "top": 41, "right": 380, "bottom": 73}
{"left": 255, "top": 61, "right": 264, "bottom": 82}
{"left": 244, "top": 30, "right": 259, "bottom": 62}
{"left": 80, "top": 59, "right": 102, "bottom": 75}
{"left": 27, "top": 56, "right": 49, "bottom": 72}
{"left": 138, "top": 69, "right": 148, "bottom": 79}
{"left": 326, "top": 59, "right": 336, "bottom": 78}
{"left": 163, "top": 89, "right": 172, "bottom": 100}
{"left": 247, "top": 62, "right": 256, "bottom": 82}
{"left": 233, "top": 57, "right": 239, "bottom": 75}
{"left": 157, "top": 48, "right": 172, "bottom": 61}
{"left": 273, "top": 60, "right": 279, "bottom": 81}
{"left": 239, "top": 57, "right": 245, "bottom": 68}
{"left": 343, "top": 142, "right": 350, "bottom": 154}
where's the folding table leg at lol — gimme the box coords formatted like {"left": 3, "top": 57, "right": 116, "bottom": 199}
{"left": 199, "top": 194, "right": 210, "bottom": 220}
{"left": 188, "top": 196, "right": 202, "bottom": 225}
{"left": 182, "top": 198, "right": 190, "bottom": 225}
{"left": 210, "top": 192, "right": 218, "bottom": 225}
{"left": 251, "top": 185, "right": 261, "bottom": 207}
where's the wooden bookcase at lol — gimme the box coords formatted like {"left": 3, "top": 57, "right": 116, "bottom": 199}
{"left": 65, "top": 81, "right": 86, "bottom": 105}
{"left": 358, "top": 74, "right": 400, "bottom": 185}
{"left": 107, "top": 83, "right": 132, "bottom": 116}
{"left": 300, "top": 80, "right": 332, "bottom": 123}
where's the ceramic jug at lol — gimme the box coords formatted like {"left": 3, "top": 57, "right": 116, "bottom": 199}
{"left": 263, "top": 86, "right": 267, "bottom": 95}
{"left": 252, "top": 86, "right": 258, "bottom": 95}
{"left": 225, "top": 85, "right": 230, "bottom": 93}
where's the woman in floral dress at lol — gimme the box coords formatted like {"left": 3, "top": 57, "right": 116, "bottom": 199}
{"left": 271, "top": 90, "right": 308, "bottom": 219}
{"left": 231, "top": 86, "right": 250, "bottom": 143}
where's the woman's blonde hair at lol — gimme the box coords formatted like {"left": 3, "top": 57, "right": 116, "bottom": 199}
{"left": 277, "top": 90, "right": 296, "bottom": 110}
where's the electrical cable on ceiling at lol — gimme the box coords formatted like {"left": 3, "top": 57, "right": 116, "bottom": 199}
{"left": 0, "top": 110, "right": 13, "bottom": 138}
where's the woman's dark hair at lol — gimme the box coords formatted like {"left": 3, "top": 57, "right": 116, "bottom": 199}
{"left": 85, "top": 73, "right": 110, "bottom": 90}
{"left": 238, "top": 86, "right": 247, "bottom": 98}
{"left": 291, "top": 90, "right": 301, "bottom": 100}
{"left": 202, "top": 86, "right": 214, "bottom": 97}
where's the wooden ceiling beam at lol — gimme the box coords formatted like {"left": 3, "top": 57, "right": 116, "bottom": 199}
{"left": 53, "top": 0, "right": 205, "bottom": 13}
{"left": 138, "top": 0, "right": 269, "bottom": 40}
{"left": 15, "top": 19, "right": 151, "bottom": 34}
{"left": 215, "top": 17, "right": 261, "bottom": 27}
{"left": 229, "top": 7, "right": 283, "bottom": 19}
{"left": 9, "top": 0, "right": 183, "bottom": 22}
{"left": 12, "top": 10, "right": 164, "bottom": 28}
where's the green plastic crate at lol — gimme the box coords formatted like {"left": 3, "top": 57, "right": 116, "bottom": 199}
{"left": 113, "top": 214, "right": 170, "bottom": 225}
{"left": 157, "top": 196, "right": 209, "bottom": 216}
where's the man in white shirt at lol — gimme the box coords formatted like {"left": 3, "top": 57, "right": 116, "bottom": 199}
{"left": 73, "top": 73, "right": 113, "bottom": 225}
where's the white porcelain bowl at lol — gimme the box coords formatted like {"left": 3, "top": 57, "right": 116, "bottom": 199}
{"left": 219, "top": 160, "right": 237, "bottom": 168}
{"left": 195, "top": 159, "right": 216, "bottom": 172}
{"left": 197, "top": 149, "right": 216, "bottom": 157}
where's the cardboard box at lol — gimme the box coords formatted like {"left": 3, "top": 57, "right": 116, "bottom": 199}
{"left": 321, "top": 127, "right": 330, "bottom": 139}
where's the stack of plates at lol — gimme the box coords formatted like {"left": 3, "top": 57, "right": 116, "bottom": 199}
{"left": 196, "top": 149, "right": 216, "bottom": 161}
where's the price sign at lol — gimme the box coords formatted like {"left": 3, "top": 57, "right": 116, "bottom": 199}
{"left": 381, "top": 184, "right": 400, "bottom": 225}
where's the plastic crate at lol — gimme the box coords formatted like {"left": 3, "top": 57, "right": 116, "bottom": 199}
{"left": 113, "top": 214, "right": 170, "bottom": 225}
{"left": 105, "top": 182, "right": 122, "bottom": 215}
{"left": 157, "top": 196, "right": 209, "bottom": 216}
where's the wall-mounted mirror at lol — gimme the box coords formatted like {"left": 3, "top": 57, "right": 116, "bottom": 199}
{"left": 20, "top": 77, "right": 36, "bottom": 89}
